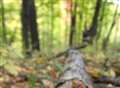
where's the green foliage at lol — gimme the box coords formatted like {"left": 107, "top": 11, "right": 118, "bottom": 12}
{"left": 0, "top": 0, "right": 119, "bottom": 53}
{"left": 0, "top": 46, "right": 23, "bottom": 75}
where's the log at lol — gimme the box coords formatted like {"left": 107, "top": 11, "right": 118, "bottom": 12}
{"left": 55, "top": 49, "right": 93, "bottom": 88}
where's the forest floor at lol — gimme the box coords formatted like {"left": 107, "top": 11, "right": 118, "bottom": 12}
{"left": 0, "top": 67, "right": 120, "bottom": 88}
{"left": 0, "top": 48, "right": 120, "bottom": 88}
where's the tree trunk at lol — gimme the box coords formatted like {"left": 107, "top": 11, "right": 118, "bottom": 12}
{"left": 96, "top": 0, "right": 107, "bottom": 42}
{"left": 102, "top": 4, "right": 118, "bottom": 49}
{"left": 21, "top": 0, "right": 31, "bottom": 54}
{"left": 56, "top": 49, "right": 93, "bottom": 88}
{"left": 69, "top": 0, "right": 77, "bottom": 47}
{"left": 83, "top": 0, "right": 102, "bottom": 44}
{"left": 1, "top": 0, "right": 7, "bottom": 44}
{"left": 28, "top": 0, "right": 40, "bottom": 51}
{"left": 21, "top": 0, "right": 40, "bottom": 54}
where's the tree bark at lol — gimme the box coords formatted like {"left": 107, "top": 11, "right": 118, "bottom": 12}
{"left": 21, "top": 0, "right": 40, "bottom": 54}
{"left": 56, "top": 49, "right": 93, "bottom": 88}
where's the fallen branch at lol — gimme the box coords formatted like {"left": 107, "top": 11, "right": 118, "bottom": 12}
{"left": 49, "top": 42, "right": 88, "bottom": 60}
{"left": 94, "top": 77, "right": 120, "bottom": 86}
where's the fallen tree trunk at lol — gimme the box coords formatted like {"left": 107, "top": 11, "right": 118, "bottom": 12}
{"left": 55, "top": 49, "right": 93, "bottom": 88}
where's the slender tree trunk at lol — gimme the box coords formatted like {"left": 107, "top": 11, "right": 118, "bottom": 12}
{"left": 49, "top": 0, "right": 54, "bottom": 51}
{"left": 1, "top": 0, "right": 7, "bottom": 44}
{"left": 61, "top": 0, "right": 72, "bottom": 47}
{"left": 83, "top": 0, "right": 102, "bottom": 44}
{"left": 102, "top": 4, "right": 118, "bottom": 49}
{"left": 21, "top": 0, "right": 40, "bottom": 53}
{"left": 69, "top": 0, "right": 77, "bottom": 47}
{"left": 96, "top": 0, "right": 107, "bottom": 42}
